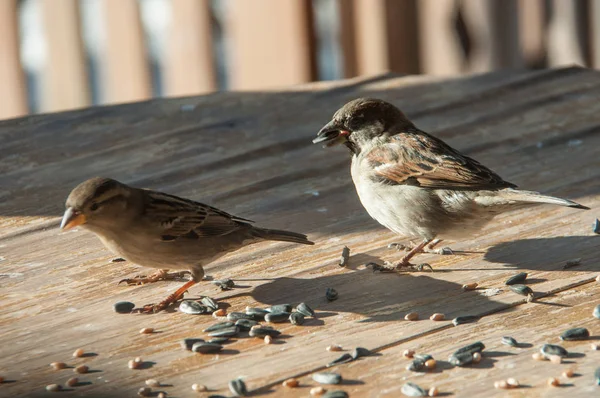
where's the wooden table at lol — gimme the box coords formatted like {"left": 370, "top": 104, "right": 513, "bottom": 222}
{"left": 1, "top": 67, "right": 599, "bottom": 397}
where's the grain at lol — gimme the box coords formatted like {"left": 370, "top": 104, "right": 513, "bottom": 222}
{"left": 212, "top": 308, "right": 226, "bottom": 317}
{"left": 50, "top": 362, "right": 67, "bottom": 370}
{"left": 72, "top": 348, "right": 84, "bottom": 358}
{"left": 282, "top": 378, "right": 299, "bottom": 388}
{"left": 191, "top": 383, "right": 207, "bottom": 392}
{"left": 547, "top": 377, "right": 560, "bottom": 387}
{"left": 139, "top": 328, "right": 154, "bottom": 334}
{"left": 563, "top": 369, "right": 575, "bottom": 378}
{"left": 403, "top": 349, "right": 415, "bottom": 358}
{"left": 405, "top": 312, "right": 419, "bottom": 321}
{"left": 327, "top": 344, "right": 343, "bottom": 352}
{"left": 428, "top": 386, "right": 439, "bottom": 397}
{"left": 429, "top": 313, "right": 445, "bottom": 321}
{"left": 146, "top": 379, "right": 160, "bottom": 387}
{"left": 264, "top": 335, "right": 273, "bottom": 344}
{"left": 310, "top": 386, "right": 327, "bottom": 396}
{"left": 46, "top": 384, "right": 62, "bottom": 392}
{"left": 66, "top": 377, "right": 78, "bottom": 387}
{"left": 74, "top": 365, "right": 89, "bottom": 374}
{"left": 461, "top": 282, "right": 478, "bottom": 291}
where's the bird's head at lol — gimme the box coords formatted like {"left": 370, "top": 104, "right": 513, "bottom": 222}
{"left": 61, "top": 177, "right": 138, "bottom": 231}
{"left": 313, "top": 98, "right": 413, "bottom": 153}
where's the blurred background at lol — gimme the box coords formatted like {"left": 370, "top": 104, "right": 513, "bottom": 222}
{"left": 0, "top": 0, "right": 598, "bottom": 120}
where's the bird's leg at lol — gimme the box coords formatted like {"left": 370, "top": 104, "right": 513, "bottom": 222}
{"left": 118, "top": 269, "right": 192, "bottom": 286}
{"left": 138, "top": 280, "right": 198, "bottom": 314}
{"left": 388, "top": 238, "right": 453, "bottom": 255}
{"left": 370, "top": 239, "right": 433, "bottom": 272}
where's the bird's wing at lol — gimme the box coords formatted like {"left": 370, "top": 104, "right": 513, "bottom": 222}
{"left": 144, "top": 190, "right": 253, "bottom": 240}
{"left": 366, "top": 130, "right": 516, "bottom": 190}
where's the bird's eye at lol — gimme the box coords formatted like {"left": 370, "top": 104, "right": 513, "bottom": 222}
{"left": 90, "top": 203, "right": 99, "bottom": 211}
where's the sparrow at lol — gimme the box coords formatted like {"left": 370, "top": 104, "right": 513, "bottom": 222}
{"left": 313, "top": 98, "right": 589, "bottom": 270}
{"left": 61, "top": 177, "right": 314, "bottom": 312}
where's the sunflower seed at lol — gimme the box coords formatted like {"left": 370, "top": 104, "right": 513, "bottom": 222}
{"left": 289, "top": 312, "right": 305, "bottom": 325}
{"left": 339, "top": 246, "right": 350, "bottom": 267}
{"left": 351, "top": 347, "right": 370, "bottom": 359}
{"left": 406, "top": 358, "right": 427, "bottom": 372}
{"left": 326, "top": 288, "right": 338, "bottom": 301}
{"left": 509, "top": 284, "right": 533, "bottom": 296}
{"left": 505, "top": 272, "right": 528, "bottom": 285}
{"left": 452, "top": 315, "right": 479, "bottom": 326}
{"left": 563, "top": 258, "right": 582, "bottom": 269}
{"left": 501, "top": 336, "right": 518, "bottom": 347}
{"left": 235, "top": 319, "right": 258, "bottom": 331}
{"left": 203, "top": 322, "right": 234, "bottom": 332}
{"left": 594, "top": 219, "right": 600, "bottom": 234}
{"left": 245, "top": 307, "right": 269, "bottom": 320}
{"left": 449, "top": 352, "right": 474, "bottom": 367}
{"left": 595, "top": 367, "right": 600, "bottom": 385}
{"left": 327, "top": 353, "right": 353, "bottom": 367}
{"left": 594, "top": 304, "right": 600, "bottom": 320}
{"left": 180, "top": 338, "right": 205, "bottom": 350}
{"left": 212, "top": 278, "right": 235, "bottom": 290}
{"left": 401, "top": 382, "right": 427, "bottom": 397}
{"left": 227, "top": 312, "right": 256, "bottom": 321}
{"left": 208, "top": 326, "right": 239, "bottom": 338}
{"left": 267, "top": 304, "right": 293, "bottom": 313}
{"left": 265, "top": 312, "right": 291, "bottom": 323}
{"left": 113, "top": 301, "right": 135, "bottom": 314}
{"left": 179, "top": 301, "right": 209, "bottom": 315}
{"left": 541, "top": 344, "right": 568, "bottom": 358}
{"left": 560, "top": 327, "right": 589, "bottom": 341}
{"left": 322, "top": 391, "right": 349, "bottom": 398}
{"left": 191, "top": 342, "right": 223, "bottom": 354}
{"left": 249, "top": 327, "right": 281, "bottom": 338}
{"left": 312, "top": 372, "right": 342, "bottom": 385}
{"left": 296, "top": 302, "right": 315, "bottom": 317}
{"left": 452, "top": 341, "right": 485, "bottom": 357}
{"left": 414, "top": 354, "right": 433, "bottom": 362}
{"left": 201, "top": 297, "right": 218, "bottom": 311}
{"left": 228, "top": 378, "right": 248, "bottom": 396}
{"left": 208, "top": 337, "right": 230, "bottom": 344}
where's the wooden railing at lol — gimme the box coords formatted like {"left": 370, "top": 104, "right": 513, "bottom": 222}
{"left": 0, "top": 0, "right": 597, "bottom": 120}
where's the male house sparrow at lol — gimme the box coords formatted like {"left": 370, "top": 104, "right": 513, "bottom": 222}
{"left": 61, "top": 177, "right": 314, "bottom": 312}
{"left": 313, "top": 98, "right": 589, "bottom": 270}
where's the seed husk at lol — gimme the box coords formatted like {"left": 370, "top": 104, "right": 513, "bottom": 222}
{"left": 547, "top": 377, "right": 560, "bottom": 387}
{"left": 351, "top": 347, "right": 370, "bottom": 359}
{"left": 327, "top": 344, "right": 342, "bottom": 352}
{"left": 296, "top": 302, "right": 316, "bottom": 317}
{"left": 594, "top": 304, "right": 600, "bottom": 320}
{"left": 138, "top": 387, "right": 152, "bottom": 397}
{"left": 310, "top": 386, "right": 327, "bottom": 396}
{"left": 595, "top": 367, "right": 600, "bottom": 385}
{"left": 282, "top": 378, "right": 299, "bottom": 388}
{"left": 201, "top": 297, "right": 219, "bottom": 311}
{"left": 228, "top": 378, "right": 248, "bottom": 396}
{"left": 50, "top": 362, "right": 67, "bottom": 370}
{"left": 401, "top": 382, "right": 427, "bottom": 397}
{"left": 46, "top": 384, "right": 62, "bottom": 392}
{"left": 114, "top": 301, "right": 136, "bottom": 313}
{"left": 509, "top": 284, "right": 533, "bottom": 297}
{"left": 212, "top": 278, "right": 235, "bottom": 290}
{"left": 249, "top": 326, "right": 281, "bottom": 338}
{"left": 449, "top": 352, "right": 473, "bottom": 367}
{"left": 267, "top": 304, "right": 292, "bottom": 313}
{"left": 146, "top": 379, "right": 160, "bottom": 387}
{"left": 66, "top": 377, "right": 78, "bottom": 387}
{"left": 191, "top": 342, "right": 223, "bottom": 354}
{"left": 203, "top": 321, "right": 234, "bottom": 333}
{"left": 560, "top": 327, "right": 589, "bottom": 341}
{"left": 265, "top": 312, "right": 291, "bottom": 323}
{"left": 430, "top": 313, "right": 445, "bottom": 321}
{"left": 179, "top": 300, "right": 210, "bottom": 315}
{"left": 540, "top": 343, "right": 568, "bottom": 358}
{"left": 322, "top": 390, "right": 349, "bottom": 398}
{"left": 327, "top": 353, "right": 353, "bottom": 367}
{"left": 403, "top": 349, "right": 415, "bottom": 358}
{"left": 563, "top": 258, "right": 581, "bottom": 269}
{"left": 339, "top": 246, "right": 350, "bottom": 267}
{"left": 139, "top": 327, "right": 154, "bottom": 334}
{"left": 235, "top": 319, "right": 258, "bottom": 331}
{"left": 326, "top": 288, "right": 338, "bottom": 302}
{"left": 208, "top": 337, "right": 230, "bottom": 344}
{"left": 461, "top": 282, "right": 478, "bottom": 291}
{"left": 74, "top": 365, "right": 88, "bottom": 374}
{"left": 405, "top": 312, "right": 419, "bottom": 321}
{"left": 289, "top": 312, "right": 305, "bottom": 325}
{"left": 501, "top": 336, "right": 518, "bottom": 347}
{"left": 191, "top": 384, "right": 207, "bottom": 392}
{"left": 312, "top": 372, "right": 342, "bottom": 385}
{"left": 73, "top": 348, "right": 85, "bottom": 358}
{"left": 452, "top": 341, "right": 485, "bottom": 357}
{"left": 428, "top": 386, "right": 439, "bottom": 397}
{"left": 594, "top": 219, "right": 600, "bottom": 234}
{"left": 181, "top": 338, "right": 205, "bottom": 350}
{"left": 505, "top": 272, "right": 528, "bottom": 285}
{"left": 452, "top": 315, "right": 479, "bottom": 326}
{"left": 227, "top": 312, "right": 256, "bottom": 321}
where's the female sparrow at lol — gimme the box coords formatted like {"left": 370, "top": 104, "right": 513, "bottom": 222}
{"left": 61, "top": 177, "right": 314, "bottom": 312}
{"left": 313, "top": 98, "right": 588, "bottom": 270}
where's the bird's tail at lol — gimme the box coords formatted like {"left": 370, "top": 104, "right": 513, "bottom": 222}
{"left": 252, "top": 227, "right": 315, "bottom": 245}
{"left": 488, "top": 189, "right": 589, "bottom": 210}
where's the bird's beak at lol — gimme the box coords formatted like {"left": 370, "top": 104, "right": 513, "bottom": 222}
{"left": 61, "top": 207, "right": 87, "bottom": 230}
{"left": 313, "top": 120, "right": 349, "bottom": 147}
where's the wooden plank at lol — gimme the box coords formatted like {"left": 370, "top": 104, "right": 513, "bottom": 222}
{"left": 40, "top": 0, "right": 90, "bottom": 112}
{"left": 352, "top": 0, "right": 420, "bottom": 75}
{"left": 417, "top": 0, "right": 463, "bottom": 75}
{"left": 163, "top": 0, "right": 216, "bottom": 96}
{"left": 226, "top": 0, "right": 316, "bottom": 90}
{"left": 102, "top": 0, "right": 152, "bottom": 103}
{"left": 0, "top": 68, "right": 599, "bottom": 396}
{"left": 0, "top": 0, "right": 28, "bottom": 120}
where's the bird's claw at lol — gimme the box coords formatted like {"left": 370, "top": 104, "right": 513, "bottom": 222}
{"left": 117, "top": 270, "right": 192, "bottom": 286}
{"left": 434, "top": 247, "right": 453, "bottom": 255}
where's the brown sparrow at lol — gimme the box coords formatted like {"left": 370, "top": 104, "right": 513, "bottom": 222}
{"left": 313, "top": 98, "right": 589, "bottom": 270}
{"left": 61, "top": 177, "right": 314, "bottom": 312}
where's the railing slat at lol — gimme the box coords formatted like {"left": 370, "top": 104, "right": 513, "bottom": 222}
{"left": 547, "top": 0, "right": 588, "bottom": 67}
{"left": 226, "top": 0, "right": 316, "bottom": 90}
{"left": 103, "top": 0, "right": 152, "bottom": 103}
{"left": 164, "top": 0, "right": 216, "bottom": 96}
{"left": 41, "top": 0, "right": 90, "bottom": 112}
{"left": 0, "top": 0, "right": 27, "bottom": 120}
{"left": 518, "top": 0, "right": 546, "bottom": 68}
